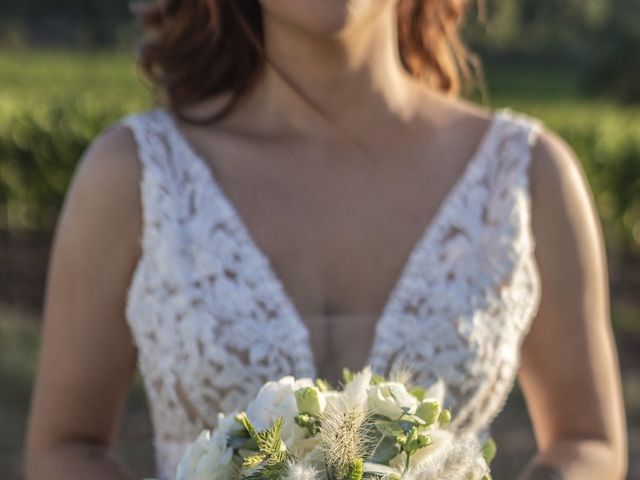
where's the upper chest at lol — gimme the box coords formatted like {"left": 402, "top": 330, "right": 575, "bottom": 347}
{"left": 168, "top": 113, "right": 496, "bottom": 327}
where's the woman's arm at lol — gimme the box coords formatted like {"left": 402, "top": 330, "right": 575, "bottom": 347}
{"left": 517, "top": 127, "right": 628, "bottom": 479}
{"left": 24, "top": 124, "right": 144, "bottom": 479}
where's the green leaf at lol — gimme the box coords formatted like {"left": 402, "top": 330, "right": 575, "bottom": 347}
{"left": 374, "top": 419, "right": 415, "bottom": 438}
{"left": 404, "top": 431, "right": 431, "bottom": 456}
{"left": 343, "top": 368, "right": 355, "bottom": 383}
{"left": 295, "top": 413, "right": 321, "bottom": 435}
{"left": 438, "top": 409, "right": 451, "bottom": 427}
{"left": 414, "top": 401, "right": 441, "bottom": 426}
{"left": 348, "top": 457, "right": 364, "bottom": 480}
{"left": 243, "top": 461, "right": 291, "bottom": 480}
{"left": 374, "top": 420, "right": 402, "bottom": 438}
{"left": 237, "top": 413, "right": 289, "bottom": 471}
{"left": 368, "top": 434, "right": 400, "bottom": 464}
{"left": 315, "top": 377, "right": 332, "bottom": 392}
{"left": 255, "top": 417, "right": 287, "bottom": 462}
{"left": 409, "top": 387, "right": 426, "bottom": 402}
{"left": 242, "top": 453, "right": 265, "bottom": 469}
{"left": 482, "top": 437, "right": 497, "bottom": 465}
{"left": 237, "top": 412, "right": 260, "bottom": 442}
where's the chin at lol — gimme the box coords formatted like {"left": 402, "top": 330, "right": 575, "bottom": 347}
{"left": 259, "top": 0, "right": 391, "bottom": 36}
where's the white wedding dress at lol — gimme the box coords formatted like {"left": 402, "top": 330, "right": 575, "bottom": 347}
{"left": 119, "top": 106, "right": 543, "bottom": 480}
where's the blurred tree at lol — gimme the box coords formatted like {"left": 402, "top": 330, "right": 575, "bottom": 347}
{"left": 0, "top": 0, "right": 132, "bottom": 46}
{"left": 582, "top": 0, "right": 640, "bottom": 103}
{"left": 0, "top": 0, "right": 636, "bottom": 76}
{"left": 464, "top": 0, "right": 612, "bottom": 64}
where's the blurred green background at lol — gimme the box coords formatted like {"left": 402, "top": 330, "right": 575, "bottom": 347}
{"left": 0, "top": 0, "right": 639, "bottom": 479}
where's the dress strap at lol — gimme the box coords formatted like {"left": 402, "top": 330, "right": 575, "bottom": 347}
{"left": 494, "top": 107, "right": 545, "bottom": 188}
{"left": 120, "top": 108, "right": 177, "bottom": 175}
{"left": 119, "top": 108, "right": 180, "bottom": 252}
{"left": 482, "top": 108, "right": 545, "bottom": 227}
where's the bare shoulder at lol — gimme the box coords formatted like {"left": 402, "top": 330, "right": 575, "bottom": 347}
{"left": 71, "top": 121, "right": 142, "bottom": 205}
{"left": 62, "top": 121, "right": 143, "bottom": 247}
{"left": 408, "top": 84, "right": 495, "bottom": 131}
{"left": 529, "top": 125, "right": 591, "bottom": 196}
{"left": 47, "top": 118, "right": 147, "bottom": 284}
{"left": 528, "top": 124, "right": 602, "bottom": 247}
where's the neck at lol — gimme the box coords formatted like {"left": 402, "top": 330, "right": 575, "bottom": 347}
{"left": 229, "top": 1, "right": 420, "bottom": 141}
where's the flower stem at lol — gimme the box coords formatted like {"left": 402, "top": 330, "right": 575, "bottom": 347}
{"left": 404, "top": 451, "right": 413, "bottom": 472}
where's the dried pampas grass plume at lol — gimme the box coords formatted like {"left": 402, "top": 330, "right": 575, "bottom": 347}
{"left": 284, "top": 459, "right": 321, "bottom": 480}
{"left": 388, "top": 361, "right": 416, "bottom": 386}
{"left": 341, "top": 366, "right": 372, "bottom": 410}
{"left": 320, "top": 367, "right": 375, "bottom": 478}
{"left": 405, "top": 430, "right": 489, "bottom": 480}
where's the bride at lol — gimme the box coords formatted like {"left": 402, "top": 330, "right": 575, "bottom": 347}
{"left": 24, "top": 0, "right": 627, "bottom": 479}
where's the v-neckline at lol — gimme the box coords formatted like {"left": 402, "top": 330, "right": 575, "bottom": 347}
{"left": 159, "top": 107, "right": 504, "bottom": 377}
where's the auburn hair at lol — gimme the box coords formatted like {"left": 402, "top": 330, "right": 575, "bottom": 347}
{"left": 132, "top": 0, "right": 482, "bottom": 125}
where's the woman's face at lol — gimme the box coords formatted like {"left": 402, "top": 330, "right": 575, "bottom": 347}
{"left": 258, "top": 0, "right": 395, "bottom": 36}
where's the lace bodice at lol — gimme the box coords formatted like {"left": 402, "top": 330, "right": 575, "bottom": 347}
{"left": 120, "top": 106, "right": 544, "bottom": 480}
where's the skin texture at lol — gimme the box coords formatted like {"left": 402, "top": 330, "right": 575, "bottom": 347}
{"left": 517, "top": 125, "right": 628, "bottom": 479}
{"left": 24, "top": 0, "right": 628, "bottom": 478}
{"left": 24, "top": 126, "right": 142, "bottom": 479}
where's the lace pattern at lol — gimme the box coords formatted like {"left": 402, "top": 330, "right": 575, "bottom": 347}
{"left": 120, "top": 106, "right": 543, "bottom": 480}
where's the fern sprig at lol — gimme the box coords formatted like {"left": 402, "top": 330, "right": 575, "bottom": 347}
{"left": 236, "top": 413, "right": 293, "bottom": 478}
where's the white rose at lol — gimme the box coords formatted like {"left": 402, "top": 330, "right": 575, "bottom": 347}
{"left": 245, "top": 376, "right": 314, "bottom": 450}
{"left": 290, "top": 434, "right": 323, "bottom": 459}
{"left": 367, "top": 382, "right": 419, "bottom": 419}
{"left": 176, "top": 423, "right": 235, "bottom": 480}
{"left": 214, "top": 411, "right": 246, "bottom": 442}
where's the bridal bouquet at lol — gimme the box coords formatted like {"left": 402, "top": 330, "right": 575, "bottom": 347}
{"left": 175, "top": 367, "right": 495, "bottom": 480}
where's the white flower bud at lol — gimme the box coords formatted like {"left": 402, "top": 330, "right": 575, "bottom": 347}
{"left": 295, "top": 386, "right": 326, "bottom": 415}
{"left": 415, "top": 400, "right": 441, "bottom": 425}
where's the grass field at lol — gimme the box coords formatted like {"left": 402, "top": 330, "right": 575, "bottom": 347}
{"left": 1, "top": 48, "right": 639, "bottom": 479}
{"left": 0, "top": 48, "right": 151, "bottom": 108}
